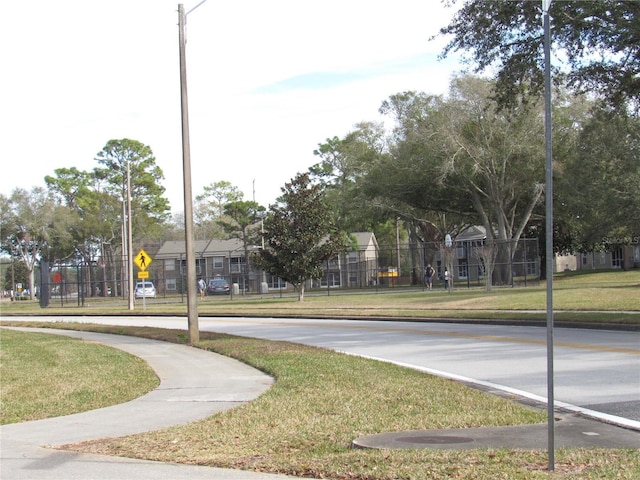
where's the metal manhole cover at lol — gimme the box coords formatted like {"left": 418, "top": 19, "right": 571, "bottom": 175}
{"left": 396, "top": 435, "right": 474, "bottom": 445}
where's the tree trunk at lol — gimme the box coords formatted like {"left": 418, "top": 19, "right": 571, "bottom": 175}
{"left": 28, "top": 268, "right": 36, "bottom": 300}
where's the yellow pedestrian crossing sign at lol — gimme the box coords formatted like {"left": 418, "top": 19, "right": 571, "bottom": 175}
{"left": 134, "top": 249, "right": 152, "bottom": 271}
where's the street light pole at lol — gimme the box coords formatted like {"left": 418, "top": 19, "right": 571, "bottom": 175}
{"left": 178, "top": 3, "right": 199, "bottom": 344}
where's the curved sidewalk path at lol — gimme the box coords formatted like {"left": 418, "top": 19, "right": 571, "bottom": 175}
{"left": 0, "top": 328, "right": 307, "bottom": 480}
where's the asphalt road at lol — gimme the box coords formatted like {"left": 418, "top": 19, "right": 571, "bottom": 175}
{"left": 6, "top": 315, "right": 640, "bottom": 428}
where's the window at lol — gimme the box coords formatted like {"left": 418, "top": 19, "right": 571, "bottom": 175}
{"left": 526, "top": 261, "right": 537, "bottom": 276}
{"left": 166, "top": 278, "right": 177, "bottom": 291}
{"left": 348, "top": 251, "right": 358, "bottom": 263}
{"left": 320, "top": 272, "right": 341, "bottom": 288}
{"left": 612, "top": 248, "right": 623, "bottom": 268}
{"left": 267, "top": 275, "right": 286, "bottom": 289}
{"left": 165, "top": 260, "right": 175, "bottom": 271}
{"left": 230, "top": 256, "right": 245, "bottom": 273}
{"left": 182, "top": 259, "right": 204, "bottom": 274}
{"left": 213, "top": 256, "right": 224, "bottom": 269}
{"left": 457, "top": 259, "right": 468, "bottom": 280}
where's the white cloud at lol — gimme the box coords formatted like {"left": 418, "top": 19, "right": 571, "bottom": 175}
{"left": 0, "top": 0, "right": 460, "bottom": 212}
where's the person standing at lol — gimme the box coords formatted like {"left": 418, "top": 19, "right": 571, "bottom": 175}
{"left": 197, "top": 277, "right": 206, "bottom": 300}
{"left": 424, "top": 264, "right": 434, "bottom": 290}
{"left": 444, "top": 268, "right": 450, "bottom": 290}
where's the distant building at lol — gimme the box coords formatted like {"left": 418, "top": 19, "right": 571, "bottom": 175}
{"left": 153, "top": 232, "right": 379, "bottom": 293}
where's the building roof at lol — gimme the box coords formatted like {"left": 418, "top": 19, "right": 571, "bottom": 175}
{"left": 351, "top": 232, "right": 378, "bottom": 250}
{"left": 155, "top": 238, "right": 249, "bottom": 259}
{"left": 155, "top": 232, "right": 377, "bottom": 259}
{"left": 455, "top": 226, "right": 487, "bottom": 242}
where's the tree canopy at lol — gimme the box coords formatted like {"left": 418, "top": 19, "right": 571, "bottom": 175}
{"left": 0, "top": 188, "right": 74, "bottom": 298}
{"left": 360, "top": 77, "right": 547, "bottom": 283}
{"left": 193, "top": 180, "right": 244, "bottom": 239}
{"left": 94, "top": 138, "right": 170, "bottom": 236}
{"left": 559, "top": 106, "right": 640, "bottom": 249}
{"left": 439, "top": 0, "right": 640, "bottom": 110}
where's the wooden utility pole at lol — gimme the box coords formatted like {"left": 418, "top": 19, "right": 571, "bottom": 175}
{"left": 178, "top": 3, "right": 199, "bottom": 344}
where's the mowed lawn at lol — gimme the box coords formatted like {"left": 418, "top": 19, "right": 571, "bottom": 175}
{"left": 3, "top": 270, "right": 640, "bottom": 325}
{"left": 0, "top": 329, "right": 158, "bottom": 425}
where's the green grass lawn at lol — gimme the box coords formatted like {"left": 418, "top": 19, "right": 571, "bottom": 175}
{"left": 0, "top": 329, "right": 158, "bottom": 424}
{"left": 2, "top": 270, "right": 639, "bottom": 326}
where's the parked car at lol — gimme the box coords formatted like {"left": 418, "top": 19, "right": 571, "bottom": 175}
{"left": 134, "top": 281, "right": 156, "bottom": 299}
{"left": 207, "top": 278, "right": 230, "bottom": 295}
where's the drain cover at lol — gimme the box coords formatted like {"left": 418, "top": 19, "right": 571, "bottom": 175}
{"left": 396, "top": 435, "right": 474, "bottom": 445}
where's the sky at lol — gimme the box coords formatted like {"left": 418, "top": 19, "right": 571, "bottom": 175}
{"left": 1, "top": 0, "right": 462, "bottom": 214}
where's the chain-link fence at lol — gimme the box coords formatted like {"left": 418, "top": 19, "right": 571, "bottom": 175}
{"left": 31, "top": 238, "right": 539, "bottom": 307}
{"left": 312, "top": 238, "right": 540, "bottom": 291}
{"left": 36, "top": 256, "right": 138, "bottom": 307}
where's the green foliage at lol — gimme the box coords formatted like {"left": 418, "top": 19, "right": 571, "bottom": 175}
{"left": 0, "top": 187, "right": 75, "bottom": 297}
{"left": 439, "top": 0, "right": 640, "bottom": 109}
{"left": 45, "top": 166, "right": 121, "bottom": 259}
{"left": 253, "top": 173, "right": 351, "bottom": 301}
{"left": 367, "top": 77, "right": 545, "bottom": 246}
{"left": 560, "top": 107, "right": 640, "bottom": 249}
{"left": 311, "top": 124, "right": 402, "bottom": 243}
{"left": 219, "top": 200, "right": 266, "bottom": 272}
{"left": 219, "top": 200, "right": 265, "bottom": 243}
{"left": 94, "top": 138, "right": 170, "bottom": 237}
{"left": 2, "top": 258, "right": 29, "bottom": 291}
{"left": 195, "top": 181, "right": 243, "bottom": 218}
{"left": 193, "top": 180, "right": 243, "bottom": 239}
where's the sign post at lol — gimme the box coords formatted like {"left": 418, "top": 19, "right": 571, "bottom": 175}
{"left": 134, "top": 249, "right": 153, "bottom": 309}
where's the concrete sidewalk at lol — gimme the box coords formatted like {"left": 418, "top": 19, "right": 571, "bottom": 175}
{"left": 0, "top": 328, "right": 307, "bottom": 480}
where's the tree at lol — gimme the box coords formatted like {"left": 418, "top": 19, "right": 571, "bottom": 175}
{"left": 94, "top": 139, "right": 170, "bottom": 239}
{"left": 0, "top": 188, "right": 73, "bottom": 299}
{"left": 253, "top": 173, "right": 351, "bottom": 301}
{"left": 45, "top": 167, "right": 122, "bottom": 297}
{"left": 560, "top": 106, "right": 640, "bottom": 249}
{"left": 312, "top": 124, "right": 450, "bottom": 281}
{"left": 3, "top": 257, "right": 29, "bottom": 295}
{"left": 311, "top": 124, "right": 400, "bottom": 245}
{"left": 219, "top": 200, "right": 266, "bottom": 286}
{"left": 364, "top": 77, "right": 546, "bottom": 284}
{"left": 194, "top": 181, "right": 242, "bottom": 239}
{"left": 439, "top": 0, "right": 640, "bottom": 110}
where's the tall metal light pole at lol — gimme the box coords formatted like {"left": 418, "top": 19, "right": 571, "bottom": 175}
{"left": 542, "top": 0, "right": 555, "bottom": 471}
{"left": 178, "top": 2, "right": 207, "bottom": 344}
